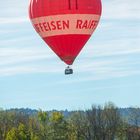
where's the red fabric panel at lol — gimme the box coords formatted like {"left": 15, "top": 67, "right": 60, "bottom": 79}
{"left": 30, "top": 0, "right": 102, "bottom": 17}
{"left": 44, "top": 35, "right": 91, "bottom": 65}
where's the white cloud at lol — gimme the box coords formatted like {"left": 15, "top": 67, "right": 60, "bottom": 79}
{"left": 86, "top": 40, "right": 140, "bottom": 58}
{"left": 102, "top": 0, "right": 140, "bottom": 20}
{"left": 0, "top": 64, "right": 62, "bottom": 77}
{"left": 0, "top": 17, "right": 28, "bottom": 24}
{"left": 0, "top": 47, "right": 54, "bottom": 66}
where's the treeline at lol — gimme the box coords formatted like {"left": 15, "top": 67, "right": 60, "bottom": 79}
{"left": 0, "top": 103, "right": 140, "bottom": 140}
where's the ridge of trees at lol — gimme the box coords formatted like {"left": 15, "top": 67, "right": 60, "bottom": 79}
{"left": 0, "top": 102, "right": 140, "bottom": 140}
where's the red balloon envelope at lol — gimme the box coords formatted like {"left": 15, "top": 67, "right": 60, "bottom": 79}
{"left": 29, "top": 0, "right": 102, "bottom": 65}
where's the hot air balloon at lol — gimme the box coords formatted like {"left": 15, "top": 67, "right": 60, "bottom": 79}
{"left": 29, "top": 0, "right": 102, "bottom": 74}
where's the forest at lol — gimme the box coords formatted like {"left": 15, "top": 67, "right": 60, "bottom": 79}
{"left": 0, "top": 102, "right": 140, "bottom": 140}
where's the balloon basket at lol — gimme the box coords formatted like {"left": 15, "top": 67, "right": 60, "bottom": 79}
{"left": 65, "top": 66, "right": 73, "bottom": 75}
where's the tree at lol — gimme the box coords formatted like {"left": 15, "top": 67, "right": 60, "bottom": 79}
{"left": 18, "top": 123, "right": 28, "bottom": 140}
{"left": 69, "top": 111, "right": 91, "bottom": 140}
{"left": 6, "top": 127, "right": 18, "bottom": 140}
{"left": 29, "top": 117, "right": 41, "bottom": 140}
{"left": 49, "top": 111, "right": 68, "bottom": 140}
{"left": 38, "top": 110, "right": 48, "bottom": 123}
{"left": 37, "top": 110, "right": 49, "bottom": 140}
{"left": 86, "top": 103, "right": 121, "bottom": 140}
{"left": 125, "top": 108, "right": 140, "bottom": 140}
{"left": 102, "top": 102, "right": 121, "bottom": 140}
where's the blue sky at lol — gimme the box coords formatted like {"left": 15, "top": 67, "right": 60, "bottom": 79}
{"left": 0, "top": 0, "right": 140, "bottom": 110}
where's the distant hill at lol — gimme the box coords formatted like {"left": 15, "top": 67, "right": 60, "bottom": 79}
{"left": 119, "top": 108, "right": 140, "bottom": 125}
{"left": 5, "top": 107, "right": 140, "bottom": 120}
{"left": 6, "top": 108, "right": 38, "bottom": 116}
